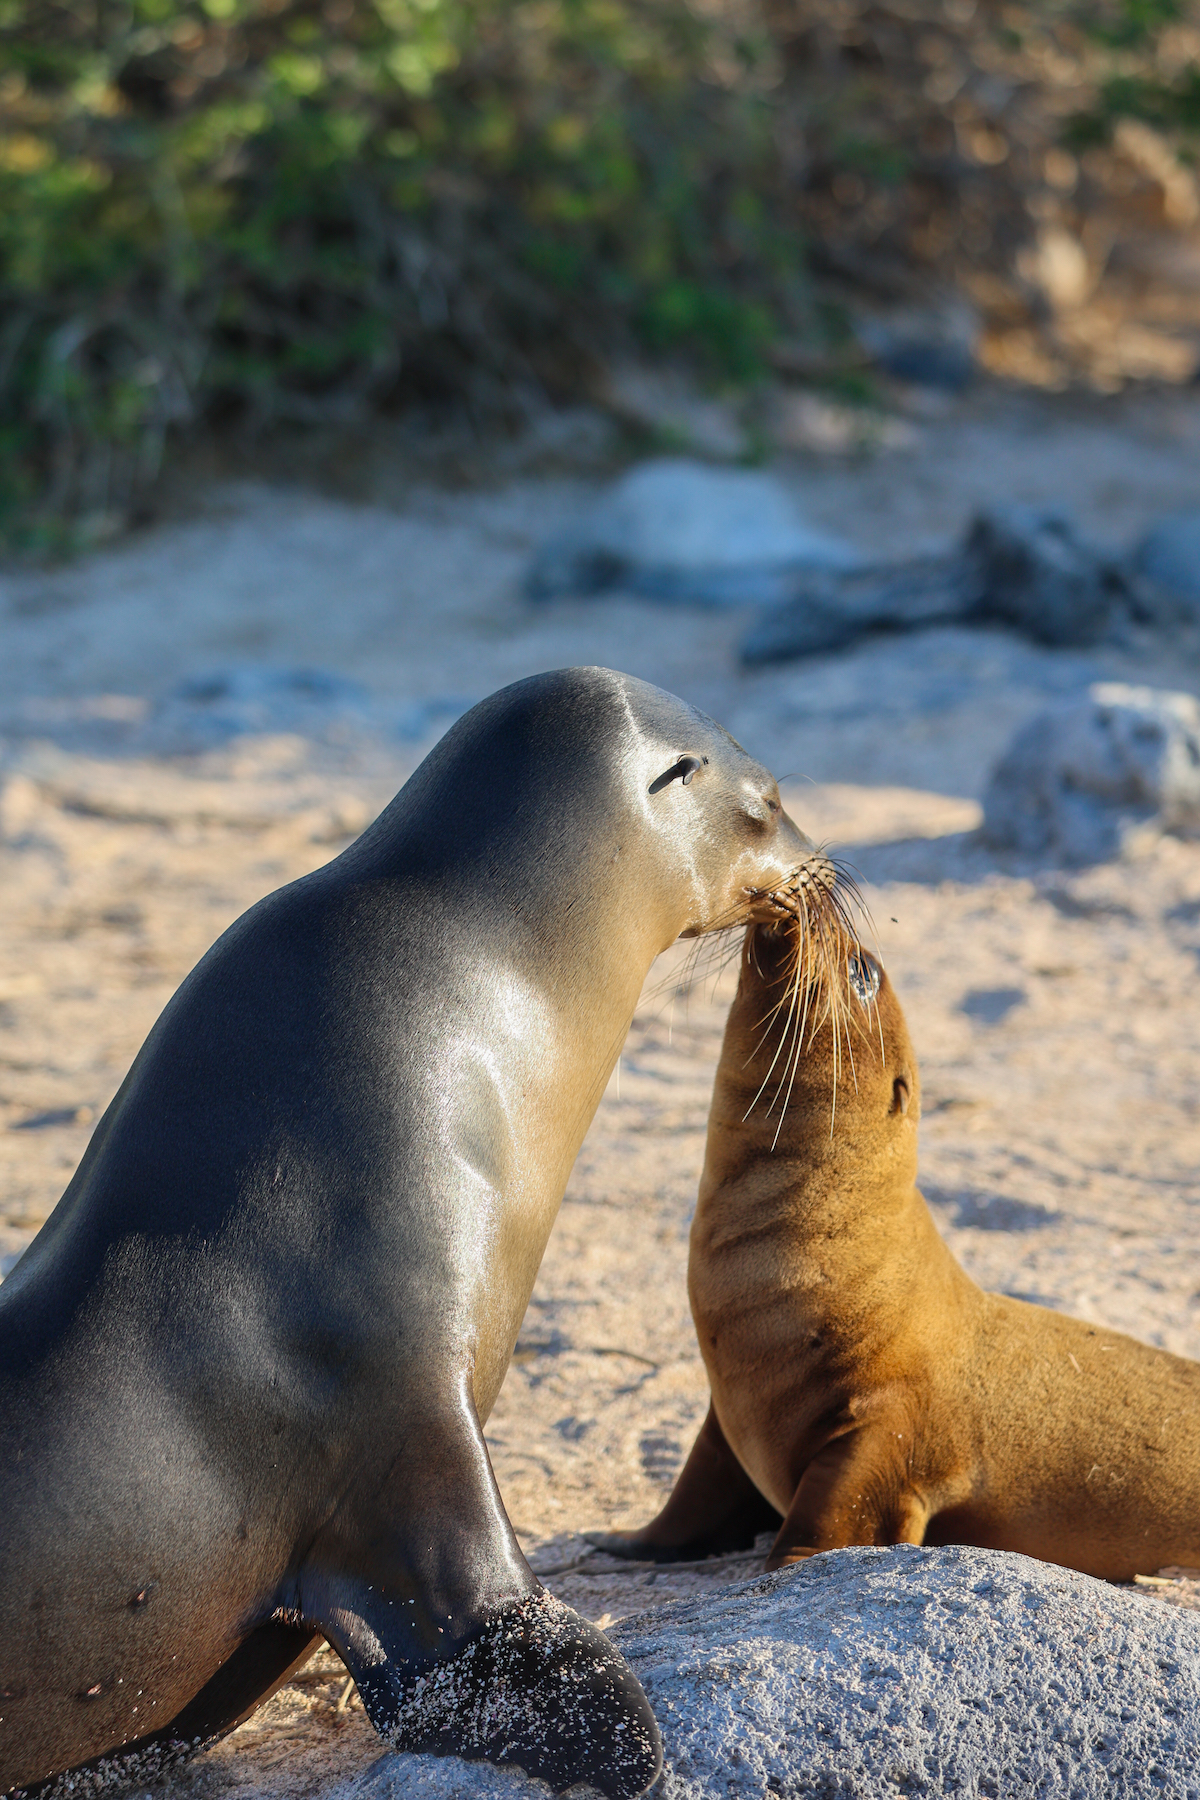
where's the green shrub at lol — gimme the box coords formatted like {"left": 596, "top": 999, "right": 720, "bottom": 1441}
{"left": 1068, "top": 0, "right": 1200, "bottom": 141}
{"left": 0, "top": 0, "right": 796, "bottom": 543}
{"left": 5, "top": 0, "right": 1199, "bottom": 543}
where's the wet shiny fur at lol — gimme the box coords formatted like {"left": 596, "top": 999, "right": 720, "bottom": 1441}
{"left": 0, "top": 669, "right": 817, "bottom": 1798}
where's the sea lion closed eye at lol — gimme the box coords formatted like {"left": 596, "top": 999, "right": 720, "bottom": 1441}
{"left": 648, "top": 754, "right": 707, "bottom": 792}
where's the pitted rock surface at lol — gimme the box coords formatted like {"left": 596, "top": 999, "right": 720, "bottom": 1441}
{"left": 341, "top": 1546, "right": 1200, "bottom": 1799}
{"left": 982, "top": 680, "right": 1200, "bottom": 862}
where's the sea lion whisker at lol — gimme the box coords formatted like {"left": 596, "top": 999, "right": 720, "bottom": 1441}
{"left": 842, "top": 1001, "right": 860, "bottom": 1097}
{"left": 741, "top": 841, "right": 874, "bottom": 1128}
{"left": 758, "top": 968, "right": 804, "bottom": 1036}
{"left": 783, "top": 894, "right": 864, "bottom": 1134}
{"left": 744, "top": 951, "right": 805, "bottom": 1082}
{"left": 827, "top": 858, "right": 872, "bottom": 924}
{"left": 771, "top": 1055, "right": 803, "bottom": 1150}
{"left": 773, "top": 965, "right": 816, "bottom": 1145}
{"left": 746, "top": 1000, "right": 788, "bottom": 1069}
{"left": 745, "top": 925, "right": 809, "bottom": 1070}
{"left": 780, "top": 904, "right": 829, "bottom": 1129}
{"left": 749, "top": 969, "right": 803, "bottom": 1119}
{"left": 706, "top": 932, "right": 748, "bottom": 1005}
{"left": 638, "top": 921, "right": 739, "bottom": 1018}
{"left": 746, "top": 928, "right": 809, "bottom": 1119}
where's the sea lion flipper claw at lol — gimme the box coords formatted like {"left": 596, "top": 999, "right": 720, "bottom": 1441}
{"left": 593, "top": 1403, "right": 781, "bottom": 1563}
{"left": 766, "top": 1423, "right": 929, "bottom": 1564}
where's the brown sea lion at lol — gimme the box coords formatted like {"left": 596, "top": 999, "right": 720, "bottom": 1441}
{"left": 0, "top": 668, "right": 822, "bottom": 1800}
{"left": 602, "top": 908, "right": 1200, "bottom": 1582}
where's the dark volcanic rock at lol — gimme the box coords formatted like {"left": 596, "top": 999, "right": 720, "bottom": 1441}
{"left": 740, "top": 507, "right": 1126, "bottom": 664}
{"left": 964, "top": 506, "right": 1126, "bottom": 648}
{"left": 741, "top": 556, "right": 967, "bottom": 662}
{"left": 1134, "top": 513, "right": 1200, "bottom": 622}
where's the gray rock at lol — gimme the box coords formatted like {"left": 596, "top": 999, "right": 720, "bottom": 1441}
{"left": 341, "top": 1545, "right": 1200, "bottom": 1799}
{"left": 1134, "top": 513, "right": 1200, "bottom": 619}
{"left": 874, "top": 335, "right": 975, "bottom": 391}
{"left": 526, "top": 461, "right": 859, "bottom": 608}
{"left": 856, "top": 306, "right": 978, "bottom": 392}
{"left": 146, "top": 665, "right": 375, "bottom": 749}
{"left": 983, "top": 681, "right": 1200, "bottom": 862}
{"left": 963, "top": 508, "right": 1125, "bottom": 648}
{"left": 739, "top": 508, "right": 1125, "bottom": 665}
{"left": 741, "top": 557, "right": 966, "bottom": 663}
{"left": 140, "top": 666, "right": 471, "bottom": 752}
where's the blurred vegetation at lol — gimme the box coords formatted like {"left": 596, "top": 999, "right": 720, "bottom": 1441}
{"left": 0, "top": 0, "right": 796, "bottom": 546}
{"left": 2, "top": 0, "right": 1200, "bottom": 546}
{"left": 1071, "top": 0, "right": 1200, "bottom": 136}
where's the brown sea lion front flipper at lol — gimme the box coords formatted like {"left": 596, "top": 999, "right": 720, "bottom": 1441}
{"left": 590, "top": 1402, "right": 782, "bottom": 1564}
{"left": 765, "top": 1422, "right": 930, "bottom": 1570}
{"left": 289, "top": 1380, "right": 662, "bottom": 1800}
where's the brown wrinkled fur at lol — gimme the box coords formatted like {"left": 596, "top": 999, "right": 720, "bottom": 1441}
{"left": 623, "top": 920, "right": 1200, "bottom": 1582}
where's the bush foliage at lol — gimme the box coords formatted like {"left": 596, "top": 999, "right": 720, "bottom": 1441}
{"left": 0, "top": 0, "right": 793, "bottom": 540}
{"left": 2, "top": 0, "right": 1199, "bottom": 543}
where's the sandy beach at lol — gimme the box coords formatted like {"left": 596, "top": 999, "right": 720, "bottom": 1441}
{"left": 2, "top": 380, "right": 1199, "bottom": 1795}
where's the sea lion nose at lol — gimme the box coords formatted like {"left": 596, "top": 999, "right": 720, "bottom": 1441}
{"left": 775, "top": 804, "right": 818, "bottom": 860}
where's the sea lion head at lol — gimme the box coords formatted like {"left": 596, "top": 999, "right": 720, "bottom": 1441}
{"left": 607, "top": 670, "right": 824, "bottom": 942}
{"left": 369, "top": 667, "right": 824, "bottom": 951}
{"left": 714, "top": 910, "right": 921, "bottom": 1183}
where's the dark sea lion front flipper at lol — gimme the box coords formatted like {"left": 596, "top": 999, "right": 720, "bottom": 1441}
{"left": 590, "top": 1403, "right": 781, "bottom": 1564}
{"left": 345, "top": 1591, "right": 662, "bottom": 1800}
{"left": 292, "top": 1382, "right": 663, "bottom": 1799}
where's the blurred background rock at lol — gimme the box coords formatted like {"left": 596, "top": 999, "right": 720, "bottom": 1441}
{"left": 4, "top": 0, "right": 1200, "bottom": 552}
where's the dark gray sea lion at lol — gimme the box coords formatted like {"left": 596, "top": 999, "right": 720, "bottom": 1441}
{"left": 0, "top": 668, "right": 816, "bottom": 1800}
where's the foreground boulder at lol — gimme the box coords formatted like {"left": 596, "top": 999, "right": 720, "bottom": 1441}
{"left": 342, "top": 1544, "right": 1200, "bottom": 1798}
{"left": 983, "top": 681, "right": 1200, "bottom": 862}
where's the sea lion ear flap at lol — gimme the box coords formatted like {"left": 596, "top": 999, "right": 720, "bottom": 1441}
{"left": 891, "top": 1076, "right": 911, "bottom": 1116}
{"left": 649, "top": 755, "right": 707, "bottom": 794}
